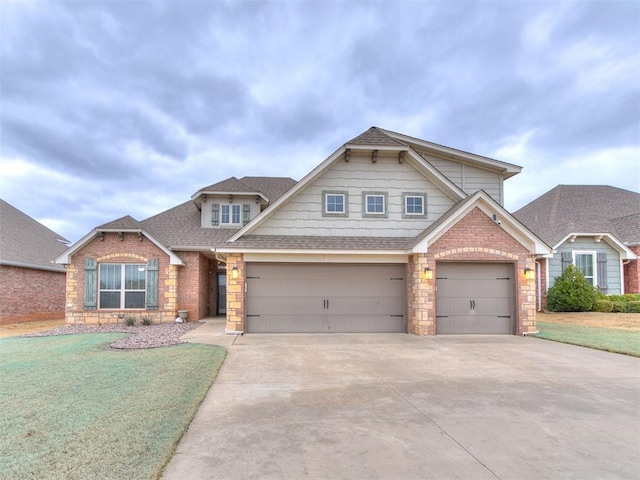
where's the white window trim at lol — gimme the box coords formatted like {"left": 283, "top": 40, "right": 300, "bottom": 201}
{"left": 220, "top": 204, "right": 242, "bottom": 226}
{"left": 572, "top": 250, "right": 597, "bottom": 286}
{"left": 99, "top": 263, "right": 146, "bottom": 310}
{"left": 402, "top": 192, "right": 427, "bottom": 218}
{"left": 322, "top": 191, "right": 348, "bottom": 217}
{"left": 363, "top": 192, "right": 386, "bottom": 216}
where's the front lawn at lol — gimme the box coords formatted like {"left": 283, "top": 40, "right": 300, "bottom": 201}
{"left": 0, "top": 334, "right": 226, "bottom": 479}
{"left": 534, "top": 321, "right": 640, "bottom": 357}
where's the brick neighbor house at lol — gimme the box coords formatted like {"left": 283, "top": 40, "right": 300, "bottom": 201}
{"left": 514, "top": 185, "right": 640, "bottom": 310}
{"left": 56, "top": 127, "right": 552, "bottom": 335}
{"left": 1, "top": 199, "right": 69, "bottom": 324}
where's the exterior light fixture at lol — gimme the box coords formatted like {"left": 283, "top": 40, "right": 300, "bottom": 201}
{"left": 524, "top": 267, "right": 535, "bottom": 280}
{"left": 423, "top": 267, "right": 433, "bottom": 280}
{"left": 231, "top": 266, "right": 239, "bottom": 279}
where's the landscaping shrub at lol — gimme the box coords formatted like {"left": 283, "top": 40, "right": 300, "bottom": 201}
{"left": 124, "top": 315, "right": 137, "bottom": 326}
{"left": 627, "top": 301, "right": 640, "bottom": 313}
{"left": 141, "top": 315, "right": 154, "bottom": 326}
{"left": 594, "top": 299, "right": 613, "bottom": 313}
{"left": 612, "top": 301, "right": 627, "bottom": 313}
{"left": 547, "top": 265, "right": 598, "bottom": 312}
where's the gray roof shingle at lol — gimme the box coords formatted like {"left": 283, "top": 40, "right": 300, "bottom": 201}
{"left": 0, "top": 199, "right": 69, "bottom": 271}
{"left": 513, "top": 185, "right": 640, "bottom": 246}
{"left": 194, "top": 176, "right": 296, "bottom": 203}
{"left": 346, "top": 127, "right": 408, "bottom": 147}
{"left": 226, "top": 235, "right": 415, "bottom": 250}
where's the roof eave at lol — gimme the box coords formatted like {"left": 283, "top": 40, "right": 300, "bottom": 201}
{"left": 553, "top": 233, "right": 638, "bottom": 259}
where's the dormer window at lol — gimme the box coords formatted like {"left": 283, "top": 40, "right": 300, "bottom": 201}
{"left": 212, "top": 202, "right": 251, "bottom": 227}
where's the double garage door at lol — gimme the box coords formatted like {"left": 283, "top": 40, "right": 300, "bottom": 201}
{"left": 245, "top": 262, "right": 515, "bottom": 334}
{"left": 246, "top": 263, "right": 405, "bottom": 333}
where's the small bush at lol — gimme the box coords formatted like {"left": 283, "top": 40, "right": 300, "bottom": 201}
{"left": 612, "top": 301, "right": 627, "bottom": 313}
{"left": 124, "top": 315, "right": 137, "bottom": 326}
{"left": 594, "top": 299, "right": 613, "bottom": 313}
{"left": 626, "top": 301, "right": 640, "bottom": 313}
{"left": 140, "top": 315, "right": 154, "bottom": 326}
{"left": 547, "top": 265, "right": 598, "bottom": 312}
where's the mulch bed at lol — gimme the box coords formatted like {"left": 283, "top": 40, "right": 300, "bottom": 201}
{"left": 23, "top": 322, "right": 204, "bottom": 349}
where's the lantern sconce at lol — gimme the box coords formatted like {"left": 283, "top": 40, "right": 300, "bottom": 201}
{"left": 423, "top": 267, "right": 433, "bottom": 280}
{"left": 231, "top": 266, "right": 239, "bottom": 279}
{"left": 524, "top": 267, "right": 535, "bottom": 280}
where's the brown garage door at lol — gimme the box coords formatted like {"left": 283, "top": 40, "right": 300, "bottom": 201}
{"left": 436, "top": 263, "right": 514, "bottom": 334}
{"left": 246, "top": 263, "right": 405, "bottom": 333}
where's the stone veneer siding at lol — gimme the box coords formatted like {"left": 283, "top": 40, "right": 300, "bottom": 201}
{"left": 0, "top": 265, "right": 66, "bottom": 325}
{"left": 65, "top": 232, "right": 182, "bottom": 324}
{"left": 225, "top": 253, "right": 245, "bottom": 333}
{"left": 407, "top": 207, "right": 538, "bottom": 335}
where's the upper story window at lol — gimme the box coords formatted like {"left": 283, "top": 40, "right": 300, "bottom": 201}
{"left": 322, "top": 191, "right": 348, "bottom": 217}
{"left": 99, "top": 264, "right": 146, "bottom": 309}
{"left": 402, "top": 193, "right": 427, "bottom": 218}
{"left": 212, "top": 203, "right": 250, "bottom": 227}
{"left": 362, "top": 192, "right": 387, "bottom": 218}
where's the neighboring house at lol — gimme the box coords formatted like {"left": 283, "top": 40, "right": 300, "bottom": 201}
{"left": 513, "top": 185, "right": 640, "bottom": 309}
{"left": 57, "top": 127, "right": 552, "bottom": 335}
{"left": 0, "top": 199, "right": 69, "bottom": 324}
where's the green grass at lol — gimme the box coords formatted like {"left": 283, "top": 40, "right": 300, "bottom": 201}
{"left": 534, "top": 322, "right": 640, "bottom": 357}
{"left": 0, "top": 334, "right": 226, "bottom": 480}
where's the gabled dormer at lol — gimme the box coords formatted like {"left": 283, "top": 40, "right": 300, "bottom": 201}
{"left": 191, "top": 176, "right": 297, "bottom": 229}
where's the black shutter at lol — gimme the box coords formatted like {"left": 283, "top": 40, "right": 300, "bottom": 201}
{"left": 561, "top": 251, "right": 572, "bottom": 272}
{"left": 84, "top": 258, "right": 97, "bottom": 310}
{"left": 597, "top": 252, "right": 608, "bottom": 294}
{"left": 146, "top": 259, "right": 159, "bottom": 310}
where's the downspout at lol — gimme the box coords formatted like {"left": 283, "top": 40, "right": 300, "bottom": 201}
{"left": 621, "top": 259, "right": 631, "bottom": 295}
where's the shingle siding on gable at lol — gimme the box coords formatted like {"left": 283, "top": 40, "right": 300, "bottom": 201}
{"left": 252, "top": 153, "right": 456, "bottom": 237}
{"left": 551, "top": 238, "right": 622, "bottom": 294}
{"left": 420, "top": 154, "right": 502, "bottom": 204}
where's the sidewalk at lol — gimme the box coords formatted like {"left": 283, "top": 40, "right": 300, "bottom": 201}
{"left": 179, "top": 317, "right": 240, "bottom": 346}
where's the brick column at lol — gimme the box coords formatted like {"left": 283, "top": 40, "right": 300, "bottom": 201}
{"left": 225, "top": 253, "right": 245, "bottom": 333}
{"left": 407, "top": 254, "right": 436, "bottom": 335}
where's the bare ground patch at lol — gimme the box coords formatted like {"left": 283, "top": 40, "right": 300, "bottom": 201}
{"left": 0, "top": 319, "right": 66, "bottom": 338}
{"left": 538, "top": 312, "right": 640, "bottom": 331}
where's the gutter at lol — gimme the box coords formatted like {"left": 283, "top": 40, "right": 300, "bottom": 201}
{"left": 0, "top": 260, "right": 66, "bottom": 273}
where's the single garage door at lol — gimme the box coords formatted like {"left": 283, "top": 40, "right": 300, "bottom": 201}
{"left": 436, "top": 263, "right": 514, "bottom": 334}
{"left": 246, "top": 263, "right": 405, "bottom": 333}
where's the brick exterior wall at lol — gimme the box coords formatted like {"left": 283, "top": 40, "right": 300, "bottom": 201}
{"left": 407, "top": 208, "right": 539, "bottom": 335}
{"left": 65, "top": 232, "right": 193, "bottom": 324}
{"left": 0, "top": 265, "right": 66, "bottom": 325}
{"left": 176, "top": 251, "right": 216, "bottom": 320}
{"left": 624, "top": 246, "right": 639, "bottom": 294}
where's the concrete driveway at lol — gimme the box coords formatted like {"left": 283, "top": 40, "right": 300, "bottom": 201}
{"left": 162, "top": 328, "right": 640, "bottom": 479}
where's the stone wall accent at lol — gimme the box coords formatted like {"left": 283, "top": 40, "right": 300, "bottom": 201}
{"left": 407, "top": 254, "right": 435, "bottom": 335}
{"left": 225, "top": 253, "right": 245, "bottom": 333}
{"left": 0, "top": 265, "right": 66, "bottom": 324}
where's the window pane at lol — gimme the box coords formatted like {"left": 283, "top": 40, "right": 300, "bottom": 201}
{"left": 125, "top": 265, "right": 146, "bottom": 290}
{"left": 100, "top": 292, "right": 120, "bottom": 309}
{"left": 406, "top": 196, "right": 423, "bottom": 214}
{"left": 221, "top": 205, "right": 230, "bottom": 223}
{"left": 327, "top": 195, "right": 344, "bottom": 213}
{"left": 232, "top": 205, "right": 240, "bottom": 224}
{"left": 99, "top": 264, "right": 121, "bottom": 289}
{"left": 125, "top": 292, "right": 145, "bottom": 308}
{"left": 367, "top": 195, "right": 384, "bottom": 213}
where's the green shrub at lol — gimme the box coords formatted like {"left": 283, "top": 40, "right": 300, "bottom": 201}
{"left": 547, "top": 265, "right": 598, "bottom": 312}
{"left": 626, "top": 301, "right": 640, "bottom": 313}
{"left": 140, "top": 315, "right": 154, "bottom": 326}
{"left": 124, "top": 315, "right": 137, "bottom": 326}
{"left": 594, "top": 299, "right": 613, "bottom": 313}
{"left": 612, "top": 301, "right": 627, "bottom": 313}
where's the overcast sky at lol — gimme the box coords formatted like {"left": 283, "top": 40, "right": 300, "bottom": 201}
{"left": 1, "top": 0, "right": 638, "bottom": 243}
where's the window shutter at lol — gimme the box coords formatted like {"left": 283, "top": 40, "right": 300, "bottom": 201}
{"left": 561, "top": 252, "right": 572, "bottom": 272}
{"left": 84, "top": 258, "right": 97, "bottom": 310}
{"left": 146, "top": 258, "right": 159, "bottom": 310}
{"left": 212, "top": 203, "right": 219, "bottom": 226}
{"left": 597, "top": 252, "right": 608, "bottom": 293}
{"left": 243, "top": 203, "right": 251, "bottom": 225}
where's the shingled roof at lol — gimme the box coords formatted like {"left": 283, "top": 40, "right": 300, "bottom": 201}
{"left": 513, "top": 185, "right": 640, "bottom": 246}
{"left": 346, "top": 127, "right": 408, "bottom": 147}
{"left": 0, "top": 199, "right": 69, "bottom": 271}
{"left": 194, "top": 176, "right": 296, "bottom": 203}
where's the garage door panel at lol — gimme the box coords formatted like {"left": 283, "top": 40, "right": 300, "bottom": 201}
{"left": 246, "top": 264, "right": 405, "bottom": 333}
{"left": 436, "top": 263, "right": 514, "bottom": 334}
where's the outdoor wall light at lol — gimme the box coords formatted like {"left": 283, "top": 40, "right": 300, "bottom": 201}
{"left": 423, "top": 267, "right": 433, "bottom": 280}
{"left": 231, "top": 266, "right": 239, "bottom": 279}
{"left": 524, "top": 267, "right": 535, "bottom": 280}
